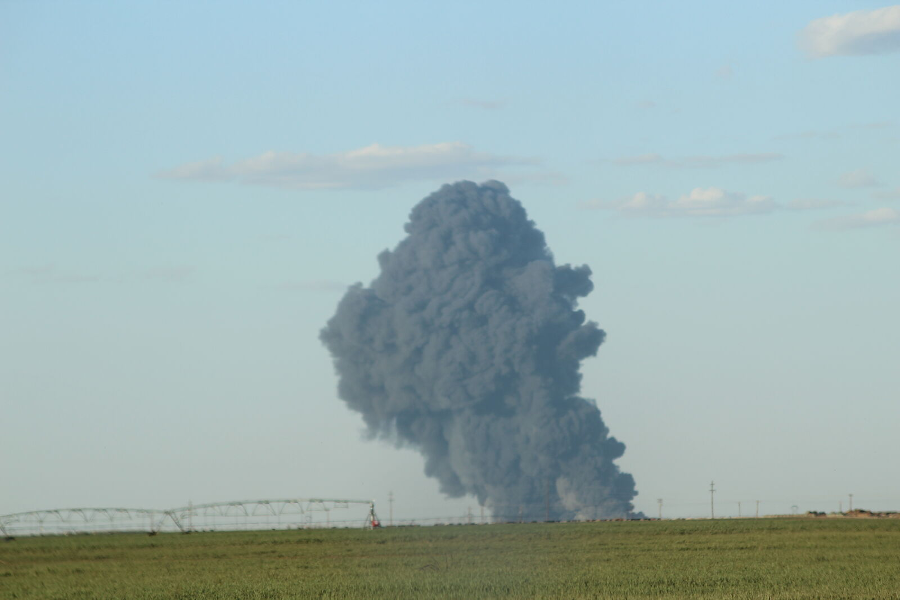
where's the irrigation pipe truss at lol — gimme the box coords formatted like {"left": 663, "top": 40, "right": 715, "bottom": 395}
{"left": 0, "top": 498, "right": 378, "bottom": 537}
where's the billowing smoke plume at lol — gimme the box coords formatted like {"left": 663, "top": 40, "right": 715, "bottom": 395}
{"left": 320, "top": 181, "right": 638, "bottom": 520}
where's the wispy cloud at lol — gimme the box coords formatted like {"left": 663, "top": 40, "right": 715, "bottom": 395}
{"left": 715, "top": 64, "right": 733, "bottom": 79}
{"left": 837, "top": 168, "right": 880, "bottom": 189}
{"left": 611, "top": 152, "right": 783, "bottom": 168}
{"left": 773, "top": 130, "right": 840, "bottom": 142}
{"left": 13, "top": 265, "right": 105, "bottom": 284}
{"left": 815, "top": 207, "right": 900, "bottom": 230}
{"left": 800, "top": 5, "right": 900, "bottom": 58}
{"left": 581, "top": 187, "right": 775, "bottom": 218}
{"left": 787, "top": 198, "right": 847, "bottom": 211}
{"left": 157, "top": 142, "right": 538, "bottom": 190}
{"left": 849, "top": 121, "right": 895, "bottom": 130}
{"left": 613, "top": 153, "right": 666, "bottom": 166}
{"left": 872, "top": 187, "right": 900, "bottom": 200}
{"left": 159, "top": 157, "right": 232, "bottom": 182}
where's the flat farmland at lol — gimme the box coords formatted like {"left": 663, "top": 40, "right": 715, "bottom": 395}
{"left": 2, "top": 519, "right": 899, "bottom": 599}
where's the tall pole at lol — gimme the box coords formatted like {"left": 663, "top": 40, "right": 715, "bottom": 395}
{"left": 738, "top": 501, "right": 741, "bottom": 518}
{"left": 756, "top": 500, "right": 759, "bottom": 518}
{"left": 657, "top": 498, "right": 663, "bottom": 520}
{"left": 710, "top": 482, "right": 716, "bottom": 519}
{"left": 545, "top": 480, "right": 550, "bottom": 522}
{"left": 849, "top": 494, "right": 853, "bottom": 512}
{"left": 388, "top": 491, "right": 394, "bottom": 526}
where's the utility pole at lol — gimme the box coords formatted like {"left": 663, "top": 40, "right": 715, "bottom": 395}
{"left": 849, "top": 494, "right": 853, "bottom": 512}
{"left": 545, "top": 480, "right": 550, "bottom": 522}
{"left": 738, "top": 501, "right": 741, "bottom": 518}
{"left": 657, "top": 498, "right": 663, "bottom": 520}
{"left": 710, "top": 482, "right": 716, "bottom": 519}
{"left": 839, "top": 500, "right": 843, "bottom": 514}
{"left": 480, "top": 505, "right": 484, "bottom": 524}
{"left": 388, "top": 491, "right": 394, "bottom": 526}
{"left": 756, "top": 500, "right": 759, "bottom": 518}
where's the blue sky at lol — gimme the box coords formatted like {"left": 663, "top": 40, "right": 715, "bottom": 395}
{"left": 2, "top": 1, "right": 898, "bottom": 520}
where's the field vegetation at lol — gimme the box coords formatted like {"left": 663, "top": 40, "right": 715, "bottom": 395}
{"left": 2, "top": 518, "right": 899, "bottom": 599}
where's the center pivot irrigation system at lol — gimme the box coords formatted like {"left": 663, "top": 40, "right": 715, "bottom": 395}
{"left": 0, "top": 498, "right": 380, "bottom": 538}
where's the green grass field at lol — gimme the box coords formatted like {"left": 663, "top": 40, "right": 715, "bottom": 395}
{"left": 2, "top": 518, "right": 899, "bottom": 599}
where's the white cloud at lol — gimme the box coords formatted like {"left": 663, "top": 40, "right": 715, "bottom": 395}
{"left": 581, "top": 187, "right": 775, "bottom": 218}
{"left": 800, "top": 5, "right": 900, "bottom": 58}
{"left": 157, "top": 142, "right": 538, "bottom": 190}
{"left": 672, "top": 188, "right": 775, "bottom": 216}
{"left": 837, "top": 168, "right": 880, "bottom": 188}
{"left": 620, "top": 192, "right": 669, "bottom": 213}
{"left": 815, "top": 207, "right": 900, "bottom": 230}
{"left": 612, "top": 152, "right": 783, "bottom": 168}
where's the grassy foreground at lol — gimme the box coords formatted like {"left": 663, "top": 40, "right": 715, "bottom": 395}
{"left": 2, "top": 519, "right": 899, "bottom": 599}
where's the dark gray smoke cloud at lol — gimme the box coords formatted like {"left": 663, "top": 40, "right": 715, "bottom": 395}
{"left": 320, "top": 181, "right": 638, "bottom": 520}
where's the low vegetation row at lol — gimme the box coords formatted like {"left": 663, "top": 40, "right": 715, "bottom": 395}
{"left": 2, "top": 518, "right": 899, "bottom": 599}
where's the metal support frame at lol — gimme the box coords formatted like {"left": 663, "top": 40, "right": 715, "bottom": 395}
{"left": 0, "top": 498, "right": 377, "bottom": 537}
